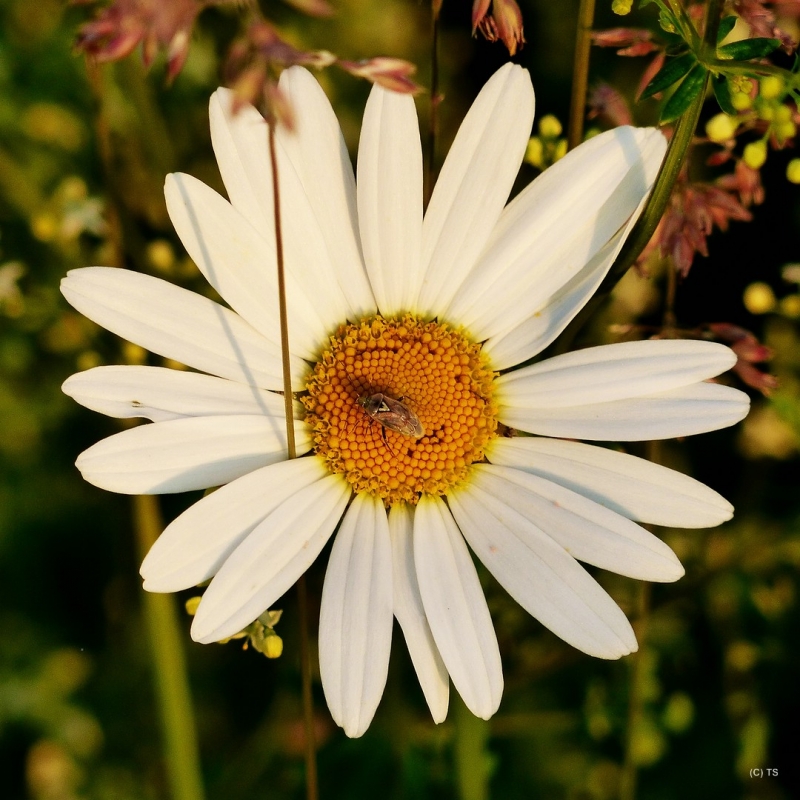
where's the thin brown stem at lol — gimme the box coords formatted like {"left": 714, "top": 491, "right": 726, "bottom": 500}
{"left": 425, "top": 2, "right": 442, "bottom": 207}
{"left": 568, "top": 0, "right": 596, "bottom": 151}
{"left": 268, "top": 121, "right": 297, "bottom": 462}
{"left": 268, "top": 117, "right": 317, "bottom": 800}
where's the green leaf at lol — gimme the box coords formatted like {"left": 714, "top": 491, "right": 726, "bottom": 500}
{"left": 641, "top": 52, "right": 697, "bottom": 100}
{"left": 717, "top": 37, "right": 781, "bottom": 61}
{"left": 660, "top": 63, "right": 708, "bottom": 123}
{"left": 658, "top": 9, "right": 677, "bottom": 34}
{"left": 712, "top": 74, "right": 737, "bottom": 115}
{"left": 717, "top": 16, "right": 738, "bottom": 44}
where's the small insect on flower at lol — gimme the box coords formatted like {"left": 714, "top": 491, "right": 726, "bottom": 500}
{"left": 358, "top": 393, "right": 425, "bottom": 438}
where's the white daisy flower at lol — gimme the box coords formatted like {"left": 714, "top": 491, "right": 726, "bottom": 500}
{"left": 61, "top": 64, "right": 749, "bottom": 737}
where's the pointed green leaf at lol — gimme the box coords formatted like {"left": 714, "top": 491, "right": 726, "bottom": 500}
{"left": 641, "top": 52, "right": 697, "bottom": 100}
{"left": 713, "top": 74, "right": 737, "bottom": 115}
{"left": 660, "top": 63, "right": 708, "bottom": 123}
{"left": 717, "top": 37, "right": 781, "bottom": 60}
{"left": 717, "top": 16, "right": 738, "bottom": 44}
{"left": 658, "top": 9, "right": 678, "bottom": 34}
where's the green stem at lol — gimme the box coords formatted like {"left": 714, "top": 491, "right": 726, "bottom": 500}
{"left": 86, "top": 58, "right": 205, "bottom": 800}
{"left": 551, "top": 0, "right": 721, "bottom": 356}
{"left": 606, "top": 0, "right": 721, "bottom": 285}
{"left": 134, "top": 496, "right": 206, "bottom": 800}
{"left": 618, "top": 581, "right": 651, "bottom": 800}
{"left": 602, "top": 88, "right": 703, "bottom": 288}
{"left": 454, "top": 695, "right": 491, "bottom": 800}
{"left": 567, "top": 0, "right": 596, "bottom": 151}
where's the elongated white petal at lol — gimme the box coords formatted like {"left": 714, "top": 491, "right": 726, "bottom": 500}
{"left": 357, "top": 84, "right": 423, "bottom": 316}
{"left": 483, "top": 192, "right": 645, "bottom": 369}
{"left": 388, "top": 504, "right": 449, "bottom": 722}
{"left": 208, "top": 89, "right": 273, "bottom": 235}
{"left": 319, "top": 494, "right": 393, "bottom": 738}
{"left": 61, "top": 268, "right": 305, "bottom": 391}
{"left": 278, "top": 67, "right": 375, "bottom": 319}
{"left": 141, "top": 458, "right": 329, "bottom": 591}
{"left": 165, "top": 172, "right": 326, "bottom": 360}
{"left": 75, "top": 415, "right": 311, "bottom": 494}
{"left": 209, "top": 88, "right": 355, "bottom": 329}
{"left": 487, "top": 437, "right": 733, "bottom": 528}
{"left": 447, "top": 127, "right": 666, "bottom": 341}
{"left": 471, "top": 465, "right": 683, "bottom": 581}
{"left": 192, "top": 473, "right": 351, "bottom": 642}
{"left": 500, "top": 381, "right": 750, "bottom": 441}
{"left": 496, "top": 340, "right": 737, "bottom": 408}
{"left": 414, "top": 496, "right": 502, "bottom": 719}
{"left": 448, "top": 480, "right": 638, "bottom": 659}
{"left": 417, "top": 64, "right": 535, "bottom": 317}
{"left": 63, "top": 365, "right": 298, "bottom": 423}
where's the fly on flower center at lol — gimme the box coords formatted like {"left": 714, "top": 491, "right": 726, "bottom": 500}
{"left": 302, "top": 315, "right": 499, "bottom": 506}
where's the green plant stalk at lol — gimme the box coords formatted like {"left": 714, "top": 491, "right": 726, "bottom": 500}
{"left": 454, "top": 695, "right": 491, "bottom": 800}
{"left": 618, "top": 580, "right": 652, "bottom": 800}
{"left": 604, "top": 79, "right": 706, "bottom": 287}
{"left": 86, "top": 58, "right": 205, "bottom": 800}
{"left": 567, "top": 0, "right": 596, "bottom": 151}
{"left": 134, "top": 496, "right": 206, "bottom": 800}
{"left": 606, "top": 0, "right": 722, "bottom": 285}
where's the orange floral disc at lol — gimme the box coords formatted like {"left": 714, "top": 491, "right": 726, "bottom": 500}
{"left": 302, "top": 315, "right": 499, "bottom": 505}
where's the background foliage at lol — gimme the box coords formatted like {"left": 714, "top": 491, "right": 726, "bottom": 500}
{"left": 1, "top": 0, "right": 798, "bottom": 798}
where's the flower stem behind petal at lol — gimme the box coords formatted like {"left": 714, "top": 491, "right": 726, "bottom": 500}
{"left": 268, "top": 115, "right": 318, "bottom": 800}
{"left": 567, "top": 0, "right": 596, "bottom": 152}
{"left": 133, "top": 496, "right": 206, "bottom": 800}
{"left": 454, "top": 693, "right": 492, "bottom": 800}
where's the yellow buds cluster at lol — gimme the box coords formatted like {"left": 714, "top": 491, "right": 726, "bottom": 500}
{"left": 787, "top": 158, "right": 800, "bottom": 184}
{"left": 525, "top": 115, "right": 567, "bottom": 170}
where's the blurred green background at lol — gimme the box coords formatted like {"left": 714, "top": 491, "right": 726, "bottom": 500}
{"left": 1, "top": 1, "right": 799, "bottom": 798}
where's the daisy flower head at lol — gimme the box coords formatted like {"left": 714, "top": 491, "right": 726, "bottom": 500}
{"left": 61, "top": 64, "right": 750, "bottom": 737}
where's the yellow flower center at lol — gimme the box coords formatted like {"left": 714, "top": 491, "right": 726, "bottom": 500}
{"left": 302, "top": 315, "right": 498, "bottom": 506}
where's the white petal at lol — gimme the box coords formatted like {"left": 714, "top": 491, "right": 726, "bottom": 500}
{"left": 447, "top": 127, "right": 666, "bottom": 341}
{"left": 413, "top": 495, "right": 502, "bottom": 719}
{"left": 388, "top": 504, "right": 449, "bottom": 722}
{"left": 277, "top": 67, "right": 375, "bottom": 319}
{"left": 141, "top": 457, "right": 329, "bottom": 591}
{"left": 470, "top": 465, "right": 683, "bottom": 582}
{"left": 500, "top": 381, "right": 750, "bottom": 441}
{"left": 483, "top": 191, "right": 645, "bottom": 369}
{"left": 487, "top": 437, "right": 734, "bottom": 528}
{"left": 209, "top": 88, "right": 355, "bottom": 329}
{"left": 208, "top": 88, "right": 273, "bottom": 235}
{"left": 61, "top": 268, "right": 306, "bottom": 391}
{"left": 496, "top": 340, "right": 737, "bottom": 408}
{"left": 75, "top": 415, "right": 311, "bottom": 494}
{"left": 448, "top": 480, "right": 638, "bottom": 659}
{"left": 357, "top": 84, "right": 423, "bottom": 315}
{"left": 319, "top": 494, "right": 393, "bottom": 738}
{"left": 417, "top": 64, "right": 535, "bottom": 317}
{"left": 63, "top": 365, "right": 298, "bottom": 423}
{"left": 165, "top": 172, "right": 326, "bottom": 360}
{"left": 191, "top": 473, "right": 351, "bottom": 642}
